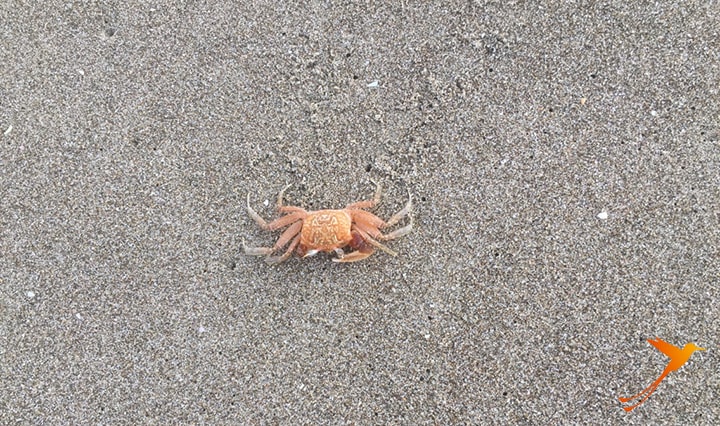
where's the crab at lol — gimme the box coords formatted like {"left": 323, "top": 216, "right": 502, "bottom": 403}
{"left": 242, "top": 182, "right": 412, "bottom": 263}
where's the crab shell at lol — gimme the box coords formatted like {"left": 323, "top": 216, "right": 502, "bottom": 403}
{"left": 243, "top": 182, "right": 412, "bottom": 263}
{"left": 298, "top": 210, "right": 354, "bottom": 255}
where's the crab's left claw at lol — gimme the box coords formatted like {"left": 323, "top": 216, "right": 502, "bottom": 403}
{"left": 332, "top": 250, "right": 374, "bottom": 263}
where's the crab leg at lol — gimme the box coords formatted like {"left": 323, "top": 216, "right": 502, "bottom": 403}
{"left": 383, "top": 192, "right": 412, "bottom": 228}
{"left": 242, "top": 240, "right": 274, "bottom": 256}
{"left": 265, "top": 233, "right": 302, "bottom": 264}
{"left": 276, "top": 184, "right": 292, "bottom": 208}
{"left": 378, "top": 219, "right": 413, "bottom": 240}
{"left": 333, "top": 250, "right": 374, "bottom": 263}
{"left": 351, "top": 208, "right": 413, "bottom": 241}
{"left": 345, "top": 180, "right": 382, "bottom": 209}
{"left": 348, "top": 210, "right": 385, "bottom": 230}
{"left": 243, "top": 220, "right": 303, "bottom": 256}
{"left": 275, "top": 184, "right": 307, "bottom": 214}
{"left": 332, "top": 244, "right": 373, "bottom": 263}
{"left": 247, "top": 193, "right": 306, "bottom": 230}
{"left": 353, "top": 227, "right": 398, "bottom": 256}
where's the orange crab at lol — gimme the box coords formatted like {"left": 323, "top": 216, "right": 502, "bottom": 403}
{"left": 243, "top": 182, "right": 412, "bottom": 263}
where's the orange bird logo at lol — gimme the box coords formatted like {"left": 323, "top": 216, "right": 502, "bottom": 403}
{"left": 619, "top": 337, "right": 705, "bottom": 412}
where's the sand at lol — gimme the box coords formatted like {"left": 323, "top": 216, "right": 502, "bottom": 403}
{"left": 1, "top": 1, "right": 718, "bottom": 423}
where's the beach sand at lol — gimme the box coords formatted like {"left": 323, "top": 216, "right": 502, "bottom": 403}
{"left": 1, "top": 2, "right": 718, "bottom": 423}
